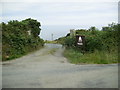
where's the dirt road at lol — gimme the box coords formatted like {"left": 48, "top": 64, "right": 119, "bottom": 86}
{"left": 2, "top": 44, "right": 118, "bottom": 88}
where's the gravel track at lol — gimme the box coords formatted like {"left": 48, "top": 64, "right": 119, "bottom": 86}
{"left": 2, "top": 44, "right": 118, "bottom": 88}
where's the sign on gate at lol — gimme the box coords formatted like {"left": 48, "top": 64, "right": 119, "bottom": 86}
{"left": 76, "top": 35, "right": 85, "bottom": 46}
{"left": 76, "top": 35, "right": 85, "bottom": 53}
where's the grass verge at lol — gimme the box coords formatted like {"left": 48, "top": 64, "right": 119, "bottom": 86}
{"left": 47, "top": 48, "right": 58, "bottom": 55}
{"left": 2, "top": 46, "right": 44, "bottom": 61}
{"left": 63, "top": 48, "right": 118, "bottom": 64}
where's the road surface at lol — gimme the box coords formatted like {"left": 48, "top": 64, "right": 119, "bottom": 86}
{"left": 2, "top": 44, "right": 118, "bottom": 88}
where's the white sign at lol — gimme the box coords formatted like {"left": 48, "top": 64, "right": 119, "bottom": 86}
{"left": 78, "top": 37, "right": 82, "bottom": 42}
{"left": 77, "top": 42, "right": 83, "bottom": 45}
{"left": 77, "top": 36, "right": 83, "bottom": 45}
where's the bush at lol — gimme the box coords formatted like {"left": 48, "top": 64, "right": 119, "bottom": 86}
{"left": 85, "top": 35, "right": 104, "bottom": 52}
{"left": 62, "top": 23, "right": 118, "bottom": 64}
{"left": 2, "top": 18, "right": 44, "bottom": 61}
{"left": 64, "top": 36, "right": 76, "bottom": 48}
{"left": 63, "top": 23, "right": 118, "bottom": 53}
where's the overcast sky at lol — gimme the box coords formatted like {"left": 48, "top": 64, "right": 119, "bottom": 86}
{"left": 0, "top": 0, "right": 119, "bottom": 40}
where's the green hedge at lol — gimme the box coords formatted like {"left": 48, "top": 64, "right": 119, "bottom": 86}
{"left": 60, "top": 23, "right": 118, "bottom": 53}
{"left": 2, "top": 18, "right": 44, "bottom": 61}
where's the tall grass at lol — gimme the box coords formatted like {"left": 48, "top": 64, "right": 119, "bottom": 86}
{"left": 63, "top": 48, "right": 118, "bottom": 64}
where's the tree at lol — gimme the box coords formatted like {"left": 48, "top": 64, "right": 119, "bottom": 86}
{"left": 22, "top": 18, "right": 41, "bottom": 37}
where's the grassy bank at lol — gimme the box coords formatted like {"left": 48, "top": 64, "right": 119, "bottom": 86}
{"left": 4, "top": 46, "right": 44, "bottom": 61}
{"left": 63, "top": 48, "right": 118, "bottom": 64}
{"left": 45, "top": 40, "right": 58, "bottom": 44}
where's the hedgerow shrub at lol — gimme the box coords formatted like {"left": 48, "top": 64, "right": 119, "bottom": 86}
{"left": 59, "top": 23, "right": 118, "bottom": 53}
{"left": 2, "top": 18, "right": 44, "bottom": 61}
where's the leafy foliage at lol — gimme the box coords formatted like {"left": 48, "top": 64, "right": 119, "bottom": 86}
{"left": 2, "top": 18, "right": 44, "bottom": 61}
{"left": 57, "top": 23, "right": 118, "bottom": 64}
{"left": 57, "top": 23, "right": 118, "bottom": 53}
